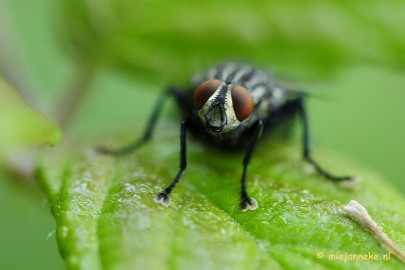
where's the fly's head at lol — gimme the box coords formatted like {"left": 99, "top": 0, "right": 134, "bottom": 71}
{"left": 193, "top": 79, "right": 254, "bottom": 134}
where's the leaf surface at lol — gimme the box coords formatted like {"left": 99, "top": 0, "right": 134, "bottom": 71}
{"left": 38, "top": 129, "right": 405, "bottom": 269}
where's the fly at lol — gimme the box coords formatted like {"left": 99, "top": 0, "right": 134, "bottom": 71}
{"left": 97, "top": 62, "right": 353, "bottom": 212}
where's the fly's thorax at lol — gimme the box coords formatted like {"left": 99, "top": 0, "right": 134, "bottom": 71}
{"left": 254, "top": 85, "right": 287, "bottom": 119}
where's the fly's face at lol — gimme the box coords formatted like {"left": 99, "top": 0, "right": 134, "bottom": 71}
{"left": 194, "top": 79, "right": 254, "bottom": 134}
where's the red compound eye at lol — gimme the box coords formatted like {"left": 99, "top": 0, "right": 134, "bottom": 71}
{"left": 231, "top": 85, "right": 254, "bottom": 121}
{"left": 194, "top": 79, "right": 222, "bottom": 109}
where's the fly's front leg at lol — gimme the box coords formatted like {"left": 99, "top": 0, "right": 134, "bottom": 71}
{"left": 297, "top": 98, "right": 353, "bottom": 181}
{"left": 96, "top": 88, "right": 173, "bottom": 156}
{"left": 240, "top": 120, "right": 264, "bottom": 212}
{"left": 154, "top": 119, "right": 188, "bottom": 207}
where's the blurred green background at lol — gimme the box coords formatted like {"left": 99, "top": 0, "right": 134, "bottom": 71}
{"left": 1, "top": 0, "right": 404, "bottom": 268}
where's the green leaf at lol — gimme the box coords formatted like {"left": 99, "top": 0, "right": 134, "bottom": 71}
{"left": 0, "top": 77, "right": 61, "bottom": 158}
{"left": 38, "top": 126, "right": 405, "bottom": 269}
{"left": 58, "top": 0, "right": 405, "bottom": 80}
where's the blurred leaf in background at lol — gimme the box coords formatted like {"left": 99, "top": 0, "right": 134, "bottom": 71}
{"left": 0, "top": 41, "right": 63, "bottom": 270}
{"left": 59, "top": 0, "right": 405, "bottom": 80}
{"left": 0, "top": 63, "right": 62, "bottom": 270}
{"left": 0, "top": 78, "right": 60, "bottom": 159}
{"left": 54, "top": 0, "right": 405, "bottom": 193}
{"left": 1, "top": 0, "right": 405, "bottom": 269}
{"left": 1, "top": 0, "right": 66, "bottom": 268}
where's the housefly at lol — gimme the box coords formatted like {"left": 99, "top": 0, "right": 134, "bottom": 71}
{"left": 97, "top": 62, "right": 353, "bottom": 211}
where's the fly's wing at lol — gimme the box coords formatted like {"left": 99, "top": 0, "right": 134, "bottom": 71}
{"left": 285, "top": 88, "right": 308, "bottom": 101}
